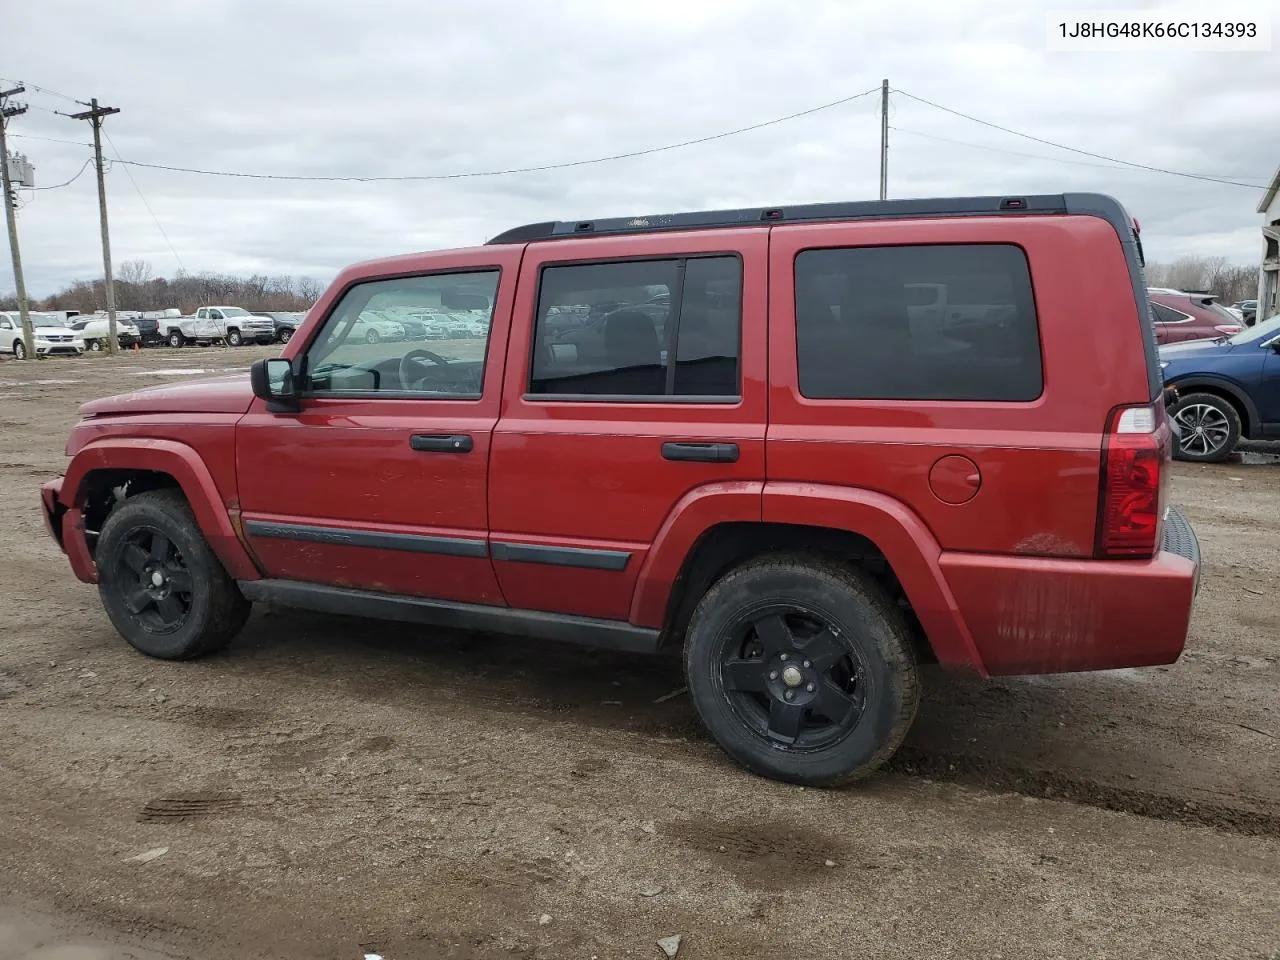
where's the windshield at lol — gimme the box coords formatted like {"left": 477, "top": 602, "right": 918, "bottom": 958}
{"left": 1227, "top": 314, "right": 1280, "bottom": 345}
{"left": 221, "top": 307, "right": 249, "bottom": 317}
{"left": 31, "top": 315, "right": 65, "bottom": 328}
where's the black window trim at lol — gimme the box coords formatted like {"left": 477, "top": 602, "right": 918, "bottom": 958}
{"left": 525, "top": 251, "right": 744, "bottom": 404}
{"left": 792, "top": 240, "right": 1046, "bottom": 404}
{"left": 298, "top": 265, "right": 502, "bottom": 402}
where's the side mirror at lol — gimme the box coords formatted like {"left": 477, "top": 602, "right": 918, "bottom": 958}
{"left": 250, "top": 357, "right": 300, "bottom": 412}
{"left": 1270, "top": 339, "right": 1280, "bottom": 354}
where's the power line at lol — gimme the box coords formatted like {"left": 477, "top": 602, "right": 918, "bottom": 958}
{"left": 0, "top": 76, "right": 84, "bottom": 105}
{"left": 85, "top": 86, "right": 884, "bottom": 182}
{"left": 891, "top": 126, "right": 1192, "bottom": 174}
{"left": 31, "top": 158, "right": 94, "bottom": 190}
{"left": 103, "top": 128, "right": 186, "bottom": 273}
{"left": 893, "top": 87, "right": 1267, "bottom": 190}
{"left": 9, "top": 132, "right": 93, "bottom": 148}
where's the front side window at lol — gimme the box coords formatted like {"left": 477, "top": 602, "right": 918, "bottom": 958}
{"left": 303, "top": 270, "right": 499, "bottom": 397}
{"left": 795, "top": 244, "right": 1042, "bottom": 402}
{"left": 529, "top": 255, "right": 742, "bottom": 399}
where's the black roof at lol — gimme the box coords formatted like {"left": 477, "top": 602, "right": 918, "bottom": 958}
{"left": 486, "top": 193, "right": 1131, "bottom": 245}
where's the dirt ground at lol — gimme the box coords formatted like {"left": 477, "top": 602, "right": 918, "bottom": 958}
{"left": 1, "top": 346, "right": 1277, "bottom": 960}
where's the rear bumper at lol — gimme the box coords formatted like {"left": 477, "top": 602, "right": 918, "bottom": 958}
{"left": 941, "top": 506, "right": 1201, "bottom": 676}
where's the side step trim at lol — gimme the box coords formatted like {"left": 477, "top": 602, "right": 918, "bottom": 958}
{"left": 237, "top": 579, "right": 661, "bottom": 655}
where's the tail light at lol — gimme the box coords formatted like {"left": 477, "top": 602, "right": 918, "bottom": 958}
{"left": 1095, "top": 403, "right": 1169, "bottom": 559}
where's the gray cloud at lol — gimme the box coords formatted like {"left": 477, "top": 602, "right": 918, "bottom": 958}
{"left": 3, "top": 0, "right": 1277, "bottom": 296}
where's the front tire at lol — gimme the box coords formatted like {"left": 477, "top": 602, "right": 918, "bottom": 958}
{"left": 13, "top": 339, "right": 27, "bottom": 360}
{"left": 226, "top": 328, "right": 243, "bottom": 347}
{"left": 1170, "top": 392, "right": 1240, "bottom": 463}
{"left": 168, "top": 331, "right": 184, "bottom": 348}
{"left": 96, "top": 490, "right": 251, "bottom": 659}
{"left": 277, "top": 328, "right": 293, "bottom": 344}
{"left": 365, "top": 329, "right": 381, "bottom": 344}
{"left": 684, "top": 555, "right": 919, "bottom": 787}
{"left": 87, "top": 339, "right": 102, "bottom": 352}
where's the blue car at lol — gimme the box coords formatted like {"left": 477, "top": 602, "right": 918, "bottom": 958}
{"left": 1160, "top": 314, "right": 1280, "bottom": 462}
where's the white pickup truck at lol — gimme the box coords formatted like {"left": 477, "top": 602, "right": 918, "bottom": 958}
{"left": 159, "top": 306, "right": 276, "bottom": 348}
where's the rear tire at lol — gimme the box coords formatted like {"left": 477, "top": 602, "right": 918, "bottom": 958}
{"left": 684, "top": 554, "right": 919, "bottom": 787}
{"left": 96, "top": 490, "right": 251, "bottom": 660}
{"left": 1170, "top": 392, "right": 1240, "bottom": 463}
{"left": 168, "top": 331, "right": 184, "bottom": 348}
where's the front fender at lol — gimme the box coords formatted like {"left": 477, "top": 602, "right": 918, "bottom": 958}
{"left": 763, "top": 482, "right": 985, "bottom": 674}
{"left": 61, "top": 437, "right": 261, "bottom": 582}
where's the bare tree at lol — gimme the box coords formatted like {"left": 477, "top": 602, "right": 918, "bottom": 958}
{"left": 297, "top": 276, "right": 323, "bottom": 303}
{"left": 116, "top": 259, "right": 153, "bottom": 286}
{"left": 1146, "top": 256, "right": 1259, "bottom": 304}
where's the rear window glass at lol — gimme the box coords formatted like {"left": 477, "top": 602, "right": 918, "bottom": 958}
{"left": 794, "top": 244, "right": 1042, "bottom": 402}
{"left": 1202, "top": 300, "right": 1241, "bottom": 323}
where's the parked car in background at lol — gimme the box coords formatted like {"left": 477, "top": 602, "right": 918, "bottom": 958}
{"left": 347, "top": 313, "right": 406, "bottom": 343}
{"left": 133, "top": 317, "right": 165, "bottom": 347}
{"left": 256, "top": 312, "right": 307, "bottom": 344}
{"left": 1234, "top": 300, "right": 1258, "bottom": 326}
{"left": 0, "top": 312, "right": 86, "bottom": 359}
{"left": 161, "top": 307, "right": 276, "bottom": 348}
{"left": 69, "top": 316, "right": 141, "bottom": 351}
{"left": 1161, "top": 313, "right": 1280, "bottom": 461}
{"left": 40, "top": 191, "right": 1202, "bottom": 789}
{"left": 132, "top": 310, "right": 180, "bottom": 348}
{"left": 1148, "top": 289, "right": 1243, "bottom": 344}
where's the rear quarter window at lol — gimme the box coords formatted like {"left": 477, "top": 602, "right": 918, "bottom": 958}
{"left": 794, "top": 243, "right": 1043, "bottom": 402}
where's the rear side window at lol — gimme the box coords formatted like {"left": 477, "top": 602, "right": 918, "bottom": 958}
{"left": 530, "top": 256, "right": 742, "bottom": 399}
{"left": 794, "top": 244, "right": 1042, "bottom": 401}
{"left": 1150, "top": 302, "right": 1189, "bottom": 324}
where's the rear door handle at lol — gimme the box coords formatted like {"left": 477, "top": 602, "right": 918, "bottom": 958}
{"left": 410, "top": 434, "right": 473, "bottom": 453}
{"left": 661, "top": 441, "right": 739, "bottom": 463}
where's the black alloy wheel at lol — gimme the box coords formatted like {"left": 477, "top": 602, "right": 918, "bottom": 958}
{"left": 113, "top": 526, "right": 194, "bottom": 633}
{"left": 717, "top": 606, "right": 868, "bottom": 749}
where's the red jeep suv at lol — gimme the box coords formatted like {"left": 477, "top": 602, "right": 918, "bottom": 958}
{"left": 40, "top": 193, "right": 1201, "bottom": 787}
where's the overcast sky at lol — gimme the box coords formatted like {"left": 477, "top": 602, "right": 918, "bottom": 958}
{"left": 2, "top": 0, "right": 1278, "bottom": 297}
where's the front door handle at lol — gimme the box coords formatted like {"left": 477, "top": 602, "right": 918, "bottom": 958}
{"left": 661, "top": 441, "right": 739, "bottom": 463}
{"left": 410, "top": 434, "right": 473, "bottom": 453}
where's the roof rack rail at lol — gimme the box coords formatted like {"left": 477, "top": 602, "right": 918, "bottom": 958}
{"left": 485, "top": 193, "right": 1126, "bottom": 246}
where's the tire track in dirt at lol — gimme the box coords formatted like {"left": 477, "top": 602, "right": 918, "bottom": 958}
{"left": 889, "top": 747, "right": 1280, "bottom": 836}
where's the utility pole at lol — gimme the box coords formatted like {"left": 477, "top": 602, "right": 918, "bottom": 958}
{"left": 69, "top": 99, "right": 121, "bottom": 354}
{"left": 879, "top": 78, "right": 889, "bottom": 201}
{"left": 0, "top": 85, "right": 35, "bottom": 360}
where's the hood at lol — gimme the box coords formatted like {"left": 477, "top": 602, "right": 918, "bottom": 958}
{"left": 1158, "top": 339, "right": 1232, "bottom": 360}
{"left": 79, "top": 373, "right": 255, "bottom": 417}
{"left": 34, "top": 325, "right": 79, "bottom": 338}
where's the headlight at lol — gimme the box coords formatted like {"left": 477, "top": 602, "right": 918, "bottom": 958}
{"left": 1159, "top": 361, "right": 1169, "bottom": 370}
